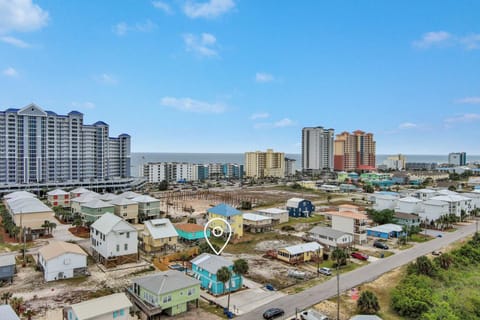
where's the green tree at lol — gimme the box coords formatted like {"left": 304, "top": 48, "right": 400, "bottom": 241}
{"left": 435, "top": 253, "right": 453, "bottom": 270}
{"left": 412, "top": 256, "right": 437, "bottom": 277}
{"left": 357, "top": 290, "right": 380, "bottom": 314}
{"left": 420, "top": 301, "right": 459, "bottom": 320}
{"left": 48, "top": 221, "right": 57, "bottom": 234}
{"left": 199, "top": 242, "right": 220, "bottom": 254}
{"left": 367, "top": 209, "right": 395, "bottom": 225}
{"left": 72, "top": 215, "right": 83, "bottom": 232}
{"left": 41, "top": 220, "right": 50, "bottom": 235}
{"left": 216, "top": 266, "right": 232, "bottom": 311}
{"left": 364, "top": 185, "right": 375, "bottom": 193}
{"left": 331, "top": 247, "right": 348, "bottom": 267}
{"left": 233, "top": 259, "right": 249, "bottom": 288}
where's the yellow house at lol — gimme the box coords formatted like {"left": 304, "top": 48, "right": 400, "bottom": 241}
{"left": 141, "top": 219, "right": 178, "bottom": 253}
{"left": 207, "top": 203, "right": 243, "bottom": 240}
{"left": 109, "top": 197, "right": 139, "bottom": 224}
{"left": 277, "top": 242, "right": 323, "bottom": 264}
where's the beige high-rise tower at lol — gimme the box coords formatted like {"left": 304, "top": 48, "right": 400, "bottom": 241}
{"left": 245, "top": 149, "right": 285, "bottom": 178}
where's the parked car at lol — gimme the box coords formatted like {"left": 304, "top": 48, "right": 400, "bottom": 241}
{"left": 432, "top": 250, "right": 442, "bottom": 256}
{"left": 265, "top": 283, "right": 276, "bottom": 291}
{"left": 318, "top": 267, "right": 332, "bottom": 276}
{"left": 300, "top": 308, "right": 329, "bottom": 320}
{"left": 437, "top": 234, "right": 443, "bottom": 238}
{"left": 373, "top": 240, "right": 389, "bottom": 249}
{"left": 351, "top": 251, "right": 369, "bottom": 261}
{"left": 263, "top": 308, "right": 285, "bottom": 320}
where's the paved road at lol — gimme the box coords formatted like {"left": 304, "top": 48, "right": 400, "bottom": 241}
{"left": 237, "top": 221, "right": 479, "bottom": 320}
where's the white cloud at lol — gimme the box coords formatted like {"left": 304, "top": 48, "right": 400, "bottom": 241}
{"left": 0, "top": 0, "right": 49, "bottom": 34}
{"left": 71, "top": 101, "right": 95, "bottom": 109}
{"left": 113, "top": 20, "right": 157, "bottom": 36}
{"left": 460, "top": 34, "right": 480, "bottom": 50}
{"left": 183, "top": 0, "right": 235, "bottom": 19}
{"left": 413, "top": 31, "right": 452, "bottom": 49}
{"left": 455, "top": 96, "right": 480, "bottom": 104}
{"left": 445, "top": 113, "right": 480, "bottom": 123}
{"left": 255, "top": 72, "right": 274, "bottom": 83}
{"left": 160, "top": 96, "right": 226, "bottom": 113}
{"left": 2, "top": 67, "right": 18, "bottom": 77}
{"left": 250, "top": 112, "right": 270, "bottom": 120}
{"left": 1, "top": 36, "right": 30, "bottom": 48}
{"left": 183, "top": 33, "right": 218, "bottom": 57}
{"left": 398, "top": 122, "right": 418, "bottom": 129}
{"left": 95, "top": 73, "right": 118, "bottom": 85}
{"left": 152, "top": 1, "right": 173, "bottom": 14}
{"left": 273, "top": 118, "right": 295, "bottom": 127}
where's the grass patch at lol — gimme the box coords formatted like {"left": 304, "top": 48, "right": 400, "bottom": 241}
{"left": 212, "top": 232, "right": 298, "bottom": 255}
{"left": 410, "top": 233, "right": 433, "bottom": 243}
{"left": 199, "top": 299, "right": 228, "bottom": 319}
{"left": 397, "top": 243, "right": 414, "bottom": 250}
{"left": 276, "top": 214, "right": 326, "bottom": 228}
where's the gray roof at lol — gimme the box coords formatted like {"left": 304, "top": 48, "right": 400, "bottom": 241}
{"left": 282, "top": 242, "right": 322, "bottom": 255}
{"left": 350, "top": 316, "right": 382, "bottom": 320}
{"left": 98, "top": 193, "right": 118, "bottom": 201}
{"left": 398, "top": 196, "right": 422, "bottom": 203}
{"left": 191, "top": 253, "right": 232, "bottom": 274}
{"left": 0, "top": 305, "right": 20, "bottom": 320}
{"left": 47, "top": 189, "right": 68, "bottom": 196}
{"left": 4, "top": 191, "right": 36, "bottom": 200}
{"left": 6, "top": 197, "right": 52, "bottom": 214}
{"left": 257, "top": 208, "right": 288, "bottom": 215}
{"left": 243, "top": 213, "right": 271, "bottom": 222}
{"left": 118, "top": 191, "right": 142, "bottom": 199}
{"left": 132, "top": 195, "right": 159, "bottom": 203}
{"left": 91, "top": 212, "right": 136, "bottom": 234}
{"left": 309, "top": 226, "right": 348, "bottom": 239}
{"left": 70, "top": 293, "right": 132, "bottom": 319}
{"left": 0, "top": 254, "right": 16, "bottom": 267}
{"left": 109, "top": 197, "right": 137, "bottom": 206}
{"left": 81, "top": 199, "right": 114, "bottom": 209}
{"left": 367, "top": 223, "right": 403, "bottom": 233}
{"left": 71, "top": 192, "right": 100, "bottom": 203}
{"left": 395, "top": 212, "right": 420, "bottom": 220}
{"left": 144, "top": 219, "right": 178, "bottom": 239}
{"left": 70, "top": 187, "right": 90, "bottom": 194}
{"left": 134, "top": 270, "right": 200, "bottom": 295}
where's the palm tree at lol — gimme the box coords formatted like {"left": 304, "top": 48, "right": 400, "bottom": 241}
{"left": 216, "top": 266, "right": 232, "bottom": 311}
{"left": 233, "top": 259, "right": 249, "bottom": 288}
{"left": 9, "top": 296, "right": 24, "bottom": 315}
{"left": 1, "top": 291, "right": 12, "bottom": 304}
{"left": 41, "top": 220, "right": 50, "bottom": 235}
{"left": 23, "top": 309, "right": 35, "bottom": 320}
{"left": 357, "top": 290, "right": 380, "bottom": 314}
{"left": 48, "top": 221, "right": 57, "bottom": 235}
{"left": 331, "top": 248, "right": 348, "bottom": 268}
{"left": 72, "top": 215, "right": 83, "bottom": 233}
{"left": 437, "top": 253, "right": 453, "bottom": 270}
{"left": 415, "top": 256, "right": 436, "bottom": 277}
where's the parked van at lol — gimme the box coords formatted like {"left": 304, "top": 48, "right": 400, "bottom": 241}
{"left": 300, "top": 309, "right": 329, "bottom": 320}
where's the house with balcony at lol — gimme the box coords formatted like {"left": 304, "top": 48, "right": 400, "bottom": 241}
{"left": 276, "top": 242, "right": 322, "bottom": 264}
{"left": 394, "top": 212, "right": 421, "bottom": 228}
{"left": 141, "top": 219, "right": 178, "bottom": 253}
{"left": 70, "top": 191, "right": 100, "bottom": 214}
{"left": 430, "top": 194, "right": 473, "bottom": 217}
{"left": 191, "top": 253, "right": 242, "bottom": 295}
{"left": 128, "top": 270, "right": 200, "bottom": 318}
{"left": 307, "top": 226, "right": 353, "bottom": 250}
{"left": 256, "top": 208, "right": 289, "bottom": 224}
{"left": 420, "top": 199, "right": 450, "bottom": 222}
{"left": 47, "top": 189, "right": 70, "bottom": 207}
{"left": 132, "top": 195, "right": 161, "bottom": 222}
{"left": 80, "top": 199, "right": 114, "bottom": 223}
{"left": 207, "top": 203, "right": 243, "bottom": 240}
{"left": 243, "top": 213, "right": 273, "bottom": 233}
{"left": 109, "top": 197, "right": 139, "bottom": 224}
{"left": 324, "top": 205, "right": 370, "bottom": 244}
{"left": 175, "top": 223, "right": 209, "bottom": 242}
{"left": 286, "top": 198, "right": 315, "bottom": 217}
{"left": 64, "top": 293, "right": 132, "bottom": 320}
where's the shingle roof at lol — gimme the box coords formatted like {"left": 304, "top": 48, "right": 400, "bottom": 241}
{"left": 133, "top": 270, "right": 200, "bottom": 295}
{"left": 71, "top": 192, "right": 101, "bottom": 204}
{"left": 70, "top": 293, "right": 132, "bottom": 319}
{"left": 394, "top": 212, "right": 420, "bottom": 220}
{"left": 309, "top": 226, "right": 348, "bottom": 239}
{"left": 70, "top": 187, "right": 90, "bottom": 194}
{"left": 98, "top": 193, "right": 118, "bottom": 201}
{"left": 144, "top": 219, "right": 178, "bottom": 239}
{"left": 38, "top": 241, "right": 87, "bottom": 261}
{"left": 191, "top": 253, "right": 232, "bottom": 274}
{"left": 207, "top": 203, "right": 242, "bottom": 217}
{"left": 367, "top": 223, "right": 403, "bottom": 233}
{"left": 0, "top": 305, "right": 20, "bottom": 320}
{"left": 6, "top": 197, "right": 52, "bottom": 214}
{"left": 91, "top": 212, "right": 136, "bottom": 234}
{"left": 118, "top": 191, "right": 141, "bottom": 199}
{"left": 282, "top": 242, "right": 322, "bottom": 255}
{"left": 325, "top": 210, "right": 369, "bottom": 220}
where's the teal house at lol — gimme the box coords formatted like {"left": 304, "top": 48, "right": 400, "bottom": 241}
{"left": 175, "top": 223, "right": 210, "bottom": 241}
{"left": 191, "top": 253, "right": 242, "bottom": 296}
{"left": 129, "top": 270, "right": 201, "bottom": 318}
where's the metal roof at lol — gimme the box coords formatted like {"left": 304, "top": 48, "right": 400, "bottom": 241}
{"left": 191, "top": 253, "right": 232, "bottom": 274}
{"left": 350, "top": 316, "right": 382, "bottom": 320}
{"left": 109, "top": 197, "right": 137, "bottom": 206}
{"left": 131, "top": 195, "right": 159, "bottom": 203}
{"left": 91, "top": 212, "right": 136, "bottom": 234}
{"left": 0, "top": 254, "right": 16, "bottom": 267}
{"left": 4, "top": 190, "right": 37, "bottom": 200}
{"left": 70, "top": 293, "right": 132, "bottom": 319}
{"left": 38, "top": 241, "right": 87, "bottom": 261}
{"left": 430, "top": 195, "right": 472, "bottom": 203}
{"left": 257, "top": 208, "right": 288, "bottom": 215}
{"left": 309, "top": 226, "right": 348, "bottom": 239}
{"left": 367, "top": 223, "right": 403, "bottom": 233}
{"left": 118, "top": 191, "right": 141, "bottom": 199}
{"left": 71, "top": 192, "right": 101, "bottom": 204}
{"left": 47, "top": 189, "right": 69, "bottom": 196}
{"left": 0, "top": 305, "right": 20, "bottom": 320}
{"left": 70, "top": 187, "right": 90, "bottom": 194}
{"left": 133, "top": 270, "right": 200, "bottom": 295}
{"left": 98, "top": 193, "right": 118, "bottom": 201}
{"left": 243, "top": 213, "right": 271, "bottom": 222}
{"left": 282, "top": 242, "right": 322, "bottom": 255}
{"left": 6, "top": 197, "right": 52, "bottom": 214}
{"left": 81, "top": 199, "right": 114, "bottom": 209}
{"left": 207, "top": 203, "right": 242, "bottom": 217}
{"left": 286, "top": 197, "right": 306, "bottom": 207}
{"left": 423, "top": 199, "right": 449, "bottom": 206}
{"left": 398, "top": 196, "right": 422, "bottom": 203}
{"left": 144, "top": 219, "right": 178, "bottom": 239}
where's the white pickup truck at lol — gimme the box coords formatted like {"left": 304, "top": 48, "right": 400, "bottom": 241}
{"left": 300, "top": 309, "right": 329, "bottom": 320}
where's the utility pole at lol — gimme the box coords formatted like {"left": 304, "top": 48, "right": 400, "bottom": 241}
{"left": 336, "top": 239, "right": 340, "bottom": 320}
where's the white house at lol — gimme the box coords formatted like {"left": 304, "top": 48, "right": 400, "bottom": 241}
{"left": 430, "top": 194, "right": 473, "bottom": 217}
{"left": 324, "top": 207, "right": 369, "bottom": 244}
{"left": 396, "top": 196, "right": 423, "bottom": 214}
{"left": 372, "top": 193, "right": 399, "bottom": 211}
{"left": 90, "top": 213, "right": 138, "bottom": 267}
{"left": 37, "top": 241, "right": 87, "bottom": 282}
{"left": 307, "top": 226, "right": 353, "bottom": 250}
{"left": 414, "top": 189, "right": 438, "bottom": 201}
{"left": 256, "top": 208, "right": 289, "bottom": 224}
{"left": 64, "top": 293, "right": 132, "bottom": 320}
{"left": 420, "top": 200, "right": 450, "bottom": 222}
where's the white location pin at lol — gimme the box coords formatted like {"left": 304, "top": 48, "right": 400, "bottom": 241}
{"left": 204, "top": 217, "right": 232, "bottom": 255}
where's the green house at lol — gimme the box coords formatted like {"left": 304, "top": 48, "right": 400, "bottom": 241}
{"left": 80, "top": 199, "right": 115, "bottom": 223}
{"left": 129, "top": 270, "right": 201, "bottom": 318}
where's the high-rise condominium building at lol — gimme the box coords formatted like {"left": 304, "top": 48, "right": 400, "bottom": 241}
{"left": 334, "top": 130, "right": 376, "bottom": 171}
{"left": 302, "top": 127, "right": 335, "bottom": 173}
{"left": 245, "top": 149, "right": 285, "bottom": 178}
{"left": 448, "top": 152, "right": 467, "bottom": 166}
{"left": 284, "top": 157, "right": 296, "bottom": 177}
{"left": 0, "top": 104, "right": 130, "bottom": 184}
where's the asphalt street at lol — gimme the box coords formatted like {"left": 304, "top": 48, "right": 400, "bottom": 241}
{"left": 237, "top": 221, "right": 479, "bottom": 320}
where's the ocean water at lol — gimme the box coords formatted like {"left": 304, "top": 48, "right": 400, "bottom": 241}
{"left": 130, "top": 153, "right": 480, "bottom": 177}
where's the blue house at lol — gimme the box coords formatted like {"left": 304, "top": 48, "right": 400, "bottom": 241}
{"left": 286, "top": 198, "right": 315, "bottom": 217}
{"left": 0, "top": 254, "right": 15, "bottom": 283}
{"left": 175, "top": 223, "right": 210, "bottom": 241}
{"left": 190, "top": 253, "right": 242, "bottom": 296}
{"left": 366, "top": 224, "right": 404, "bottom": 239}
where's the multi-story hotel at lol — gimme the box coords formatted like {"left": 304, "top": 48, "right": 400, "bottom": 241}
{"left": 143, "top": 162, "right": 243, "bottom": 182}
{"left": 0, "top": 104, "right": 130, "bottom": 184}
{"left": 334, "top": 130, "right": 376, "bottom": 171}
{"left": 245, "top": 149, "right": 285, "bottom": 178}
{"left": 302, "top": 126, "right": 335, "bottom": 173}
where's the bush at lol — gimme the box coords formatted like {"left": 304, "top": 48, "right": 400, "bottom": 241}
{"left": 391, "top": 274, "right": 433, "bottom": 318}
{"left": 281, "top": 225, "right": 295, "bottom": 232}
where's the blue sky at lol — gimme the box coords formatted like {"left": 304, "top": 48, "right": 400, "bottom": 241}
{"left": 1, "top": 0, "right": 479, "bottom": 154}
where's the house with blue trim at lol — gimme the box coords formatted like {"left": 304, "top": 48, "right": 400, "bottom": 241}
{"left": 286, "top": 198, "right": 315, "bottom": 217}
{"left": 175, "top": 223, "right": 210, "bottom": 242}
{"left": 190, "top": 253, "right": 242, "bottom": 296}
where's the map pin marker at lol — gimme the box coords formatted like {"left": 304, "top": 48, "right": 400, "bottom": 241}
{"left": 204, "top": 217, "right": 232, "bottom": 255}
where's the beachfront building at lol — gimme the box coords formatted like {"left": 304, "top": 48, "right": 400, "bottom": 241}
{"left": 37, "top": 241, "right": 87, "bottom": 282}
{"left": 243, "top": 213, "right": 273, "bottom": 233}
{"left": 286, "top": 198, "right": 315, "bottom": 217}
{"left": 141, "top": 219, "right": 178, "bottom": 253}
{"left": 396, "top": 196, "right": 423, "bottom": 214}
{"left": 420, "top": 200, "right": 450, "bottom": 222}
{"left": 371, "top": 193, "right": 400, "bottom": 211}
{"left": 277, "top": 242, "right": 323, "bottom": 264}
{"left": 0, "top": 104, "right": 130, "bottom": 185}
{"left": 80, "top": 199, "right": 114, "bottom": 223}
{"left": 394, "top": 212, "right": 421, "bottom": 228}
{"left": 132, "top": 195, "right": 161, "bottom": 222}
{"left": 334, "top": 130, "right": 376, "bottom": 171}
{"left": 47, "top": 189, "right": 70, "bottom": 207}
{"left": 285, "top": 157, "right": 296, "bottom": 176}
{"left": 90, "top": 213, "right": 138, "bottom": 267}
{"left": 191, "top": 253, "right": 242, "bottom": 295}
{"left": 256, "top": 208, "right": 289, "bottom": 224}
{"left": 64, "top": 293, "right": 132, "bottom": 320}
{"left": 302, "top": 126, "right": 335, "bottom": 173}
{"left": 207, "top": 203, "right": 244, "bottom": 240}
{"left": 244, "top": 149, "right": 285, "bottom": 178}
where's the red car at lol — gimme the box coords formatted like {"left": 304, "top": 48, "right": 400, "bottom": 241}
{"left": 351, "top": 252, "right": 369, "bottom": 261}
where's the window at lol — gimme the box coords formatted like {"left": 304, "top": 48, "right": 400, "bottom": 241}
{"left": 124, "top": 243, "right": 128, "bottom": 251}
{"left": 126, "top": 232, "right": 130, "bottom": 238}
{"left": 113, "top": 311, "right": 118, "bottom": 318}
{"left": 119, "top": 309, "right": 124, "bottom": 316}
{"left": 116, "top": 244, "right": 120, "bottom": 252}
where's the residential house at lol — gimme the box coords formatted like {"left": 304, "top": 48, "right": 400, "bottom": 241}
{"left": 37, "top": 241, "right": 87, "bottom": 282}
{"left": 64, "top": 293, "right": 132, "bottom": 320}
{"left": 396, "top": 196, "right": 422, "bottom": 214}
{"left": 242, "top": 213, "right": 273, "bottom": 233}
{"left": 207, "top": 203, "right": 243, "bottom": 240}
{"left": 70, "top": 192, "right": 100, "bottom": 214}
{"left": 286, "top": 198, "right": 315, "bottom": 217}
{"left": 420, "top": 200, "right": 450, "bottom": 222}
{"left": 90, "top": 213, "right": 138, "bottom": 267}
{"left": 109, "top": 197, "right": 139, "bottom": 224}
{"left": 118, "top": 191, "right": 142, "bottom": 200}
{"left": 128, "top": 270, "right": 200, "bottom": 318}
{"left": 4, "top": 196, "right": 54, "bottom": 238}
{"left": 141, "top": 219, "right": 178, "bottom": 253}
{"left": 0, "top": 254, "right": 16, "bottom": 283}
{"left": 0, "top": 304, "right": 20, "bottom": 320}
{"left": 175, "top": 223, "right": 209, "bottom": 242}
{"left": 307, "top": 226, "right": 353, "bottom": 250}
{"left": 256, "top": 208, "right": 289, "bottom": 224}
{"left": 394, "top": 212, "right": 421, "bottom": 228}
{"left": 80, "top": 199, "right": 115, "bottom": 223}
{"left": 324, "top": 206, "right": 369, "bottom": 244}
{"left": 191, "top": 253, "right": 242, "bottom": 295}
{"left": 366, "top": 223, "right": 404, "bottom": 239}
{"left": 70, "top": 187, "right": 91, "bottom": 199}
{"left": 430, "top": 194, "right": 473, "bottom": 217}
{"left": 371, "top": 193, "right": 399, "bottom": 211}
{"left": 3, "top": 191, "right": 37, "bottom": 200}
{"left": 98, "top": 193, "right": 118, "bottom": 202}
{"left": 47, "top": 189, "right": 70, "bottom": 207}
{"left": 414, "top": 189, "right": 438, "bottom": 201}
{"left": 131, "top": 195, "right": 161, "bottom": 222}
{"left": 277, "top": 242, "right": 323, "bottom": 264}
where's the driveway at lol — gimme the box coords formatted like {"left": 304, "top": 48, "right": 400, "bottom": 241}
{"left": 52, "top": 223, "right": 84, "bottom": 242}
